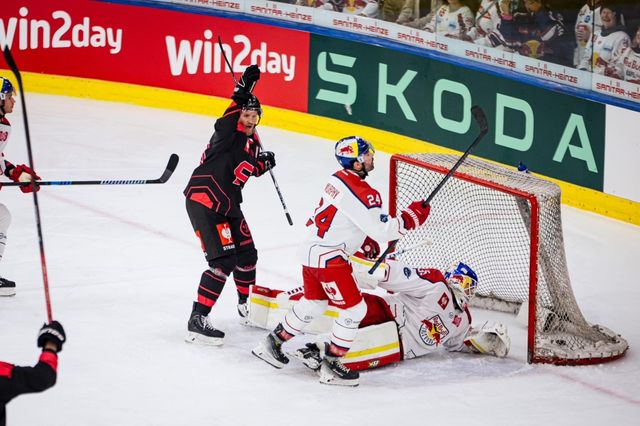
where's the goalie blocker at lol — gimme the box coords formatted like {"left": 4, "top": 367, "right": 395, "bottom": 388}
{"left": 247, "top": 255, "right": 510, "bottom": 371}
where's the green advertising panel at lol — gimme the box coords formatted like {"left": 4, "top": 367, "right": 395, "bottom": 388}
{"left": 309, "top": 34, "right": 606, "bottom": 190}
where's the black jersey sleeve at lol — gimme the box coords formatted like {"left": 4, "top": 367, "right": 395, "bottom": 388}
{"left": 0, "top": 352, "right": 58, "bottom": 405}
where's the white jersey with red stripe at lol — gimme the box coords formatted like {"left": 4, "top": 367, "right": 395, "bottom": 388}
{"left": 298, "top": 168, "right": 406, "bottom": 268}
{"left": 0, "top": 117, "right": 12, "bottom": 175}
{"left": 377, "top": 259, "right": 472, "bottom": 359}
{"left": 425, "top": 4, "right": 475, "bottom": 36}
{"left": 579, "top": 28, "right": 630, "bottom": 74}
{"left": 615, "top": 47, "right": 640, "bottom": 84}
{"left": 573, "top": 4, "right": 602, "bottom": 67}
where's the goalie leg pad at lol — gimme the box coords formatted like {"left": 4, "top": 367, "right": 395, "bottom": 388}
{"left": 464, "top": 322, "right": 511, "bottom": 358}
{"left": 247, "top": 285, "right": 336, "bottom": 332}
{"left": 342, "top": 321, "right": 401, "bottom": 371}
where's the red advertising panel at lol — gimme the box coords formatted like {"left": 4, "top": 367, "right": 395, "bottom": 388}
{"left": 0, "top": 0, "right": 309, "bottom": 112}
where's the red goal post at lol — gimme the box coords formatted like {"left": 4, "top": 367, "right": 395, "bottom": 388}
{"left": 389, "top": 153, "right": 628, "bottom": 365}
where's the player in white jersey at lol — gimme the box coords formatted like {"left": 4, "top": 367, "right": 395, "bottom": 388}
{"left": 247, "top": 255, "right": 510, "bottom": 372}
{"left": 252, "top": 136, "right": 431, "bottom": 386}
{"left": 574, "top": 1, "right": 603, "bottom": 67}
{"left": 578, "top": 3, "right": 630, "bottom": 75}
{"left": 460, "top": 0, "right": 507, "bottom": 48}
{"left": 296, "top": 256, "right": 510, "bottom": 370}
{"left": 0, "top": 77, "right": 41, "bottom": 296}
{"left": 613, "top": 26, "right": 640, "bottom": 84}
{"left": 423, "top": 0, "right": 475, "bottom": 36}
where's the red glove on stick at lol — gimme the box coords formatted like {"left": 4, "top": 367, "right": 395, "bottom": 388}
{"left": 10, "top": 164, "right": 41, "bottom": 193}
{"left": 360, "top": 236, "right": 380, "bottom": 260}
{"left": 401, "top": 200, "right": 431, "bottom": 230}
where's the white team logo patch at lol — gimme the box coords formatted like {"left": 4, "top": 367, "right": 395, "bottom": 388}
{"left": 419, "top": 315, "right": 449, "bottom": 346}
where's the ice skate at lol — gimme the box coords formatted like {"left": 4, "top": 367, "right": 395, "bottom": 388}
{"left": 319, "top": 355, "right": 359, "bottom": 387}
{"left": 185, "top": 309, "right": 225, "bottom": 346}
{"left": 252, "top": 332, "right": 289, "bottom": 369}
{"left": 0, "top": 276, "right": 16, "bottom": 297}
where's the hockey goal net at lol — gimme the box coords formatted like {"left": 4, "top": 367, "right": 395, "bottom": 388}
{"left": 390, "top": 153, "right": 628, "bottom": 365}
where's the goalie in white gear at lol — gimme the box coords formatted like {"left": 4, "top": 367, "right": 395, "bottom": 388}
{"left": 248, "top": 254, "right": 510, "bottom": 373}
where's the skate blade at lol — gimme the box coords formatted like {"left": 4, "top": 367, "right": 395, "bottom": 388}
{"left": 319, "top": 370, "right": 359, "bottom": 387}
{"left": 184, "top": 331, "right": 224, "bottom": 346}
{"left": 0, "top": 289, "right": 16, "bottom": 297}
{"left": 252, "top": 343, "right": 286, "bottom": 369}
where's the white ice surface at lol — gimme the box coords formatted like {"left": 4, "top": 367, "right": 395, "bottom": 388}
{"left": 0, "top": 94, "right": 639, "bottom": 425}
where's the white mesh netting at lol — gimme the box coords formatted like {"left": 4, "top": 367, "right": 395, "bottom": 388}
{"left": 392, "top": 153, "right": 628, "bottom": 364}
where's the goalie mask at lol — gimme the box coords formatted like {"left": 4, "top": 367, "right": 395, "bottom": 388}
{"left": 335, "top": 136, "right": 375, "bottom": 170}
{"left": 444, "top": 262, "right": 478, "bottom": 309}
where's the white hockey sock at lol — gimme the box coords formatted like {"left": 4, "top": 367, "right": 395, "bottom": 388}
{"left": 282, "top": 297, "right": 327, "bottom": 336}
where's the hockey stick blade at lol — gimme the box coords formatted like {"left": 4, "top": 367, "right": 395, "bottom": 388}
{"left": 471, "top": 105, "right": 488, "bottom": 134}
{"left": 157, "top": 153, "right": 180, "bottom": 183}
{"left": 3, "top": 154, "right": 180, "bottom": 187}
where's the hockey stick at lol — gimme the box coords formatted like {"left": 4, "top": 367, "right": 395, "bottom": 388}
{"left": 2, "top": 154, "right": 180, "bottom": 187}
{"left": 217, "top": 36, "right": 293, "bottom": 226}
{"left": 3, "top": 46, "right": 53, "bottom": 321}
{"left": 476, "top": 0, "right": 498, "bottom": 24}
{"left": 385, "top": 238, "right": 433, "bottom": 259}
{"left": 368, "top": 105, "right": 489, "bottom": 274}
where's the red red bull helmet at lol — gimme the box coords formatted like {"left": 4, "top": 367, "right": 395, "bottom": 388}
{"left": 444, "top": 262, "right": 478, "bottom": 309}
{"left": 0, "top": 77, "right": 15, "bottom": 101}
{"left": 334, "top": 136, "right": 374, "bottom": 169}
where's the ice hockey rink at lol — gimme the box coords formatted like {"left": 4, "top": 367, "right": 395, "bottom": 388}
{"left": 1, "top": 93, "right": 639, "bottom": 425}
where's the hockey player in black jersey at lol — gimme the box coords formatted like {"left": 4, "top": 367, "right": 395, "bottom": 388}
{"left": 184, "top": 64, "right": 276, "bottom": 345}
{"left": 1, "top": 321, "right": 66, "bottom": 426}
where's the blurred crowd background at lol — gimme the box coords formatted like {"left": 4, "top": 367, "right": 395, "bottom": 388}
{"left": 274, "top": 1, "right": 640, "bottom": 83}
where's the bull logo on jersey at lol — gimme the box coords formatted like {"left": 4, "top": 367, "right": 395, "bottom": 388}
{"left": 419, "top": 315, "right": 449, "bottom": 346}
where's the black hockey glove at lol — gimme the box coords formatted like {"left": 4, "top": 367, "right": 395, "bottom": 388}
{"left": 234, "top": 64, "right": 260, "bottom": 97}
{"left": 254, "top": 151, "right": 276, "bottom": 176}
{"left": 37, "top": 321, "right": 66, "bottom": 353}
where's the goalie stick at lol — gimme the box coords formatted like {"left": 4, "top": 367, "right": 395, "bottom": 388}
{"left": 385, "top": 238, "right": 433, "bottom": 259}
{"left": 217, "top": 36, "right": 293, "bottom": 226}
{"left": 3, "top": 45, "right": 53, "bottom": 321}
{"left": 369, "top": 105, "right": 489, "bottom": 274}
{"left": 2, "top": 153, "right": 180, "bottom": 187}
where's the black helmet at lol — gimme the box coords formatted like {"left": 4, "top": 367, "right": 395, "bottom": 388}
{"left": 242, "top": 95, "right": 262, "bottom": 116}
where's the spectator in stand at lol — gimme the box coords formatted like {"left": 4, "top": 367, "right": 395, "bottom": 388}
{"left": 574, "top": 1, "right": 603, "bottom": 67}
{"left": 613, "top": 25, "right": 640, "bottom": 83}
{"left": 497, "top": 0, "right": 572, "bottom": 66}
{"left": 1, "top": 322, "right": 66, "bottom": 426}
{"left": 578, "top": 1, "right": 630, "bottom": 74}
{"left": 294, "top": 1, "right": 380, "bottom": 17}
{"left": 404, "top": 0, "right": 476, "bottom": 35}
{"left": 452, "top": 0, "right": 510, "bottom": 49}
{"left": 381, "top": 0, "right": 419, "bottom": 24}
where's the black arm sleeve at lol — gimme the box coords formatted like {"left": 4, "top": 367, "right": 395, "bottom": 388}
{"left": 0, "top": 361, "right": 57, "bottom": 404}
